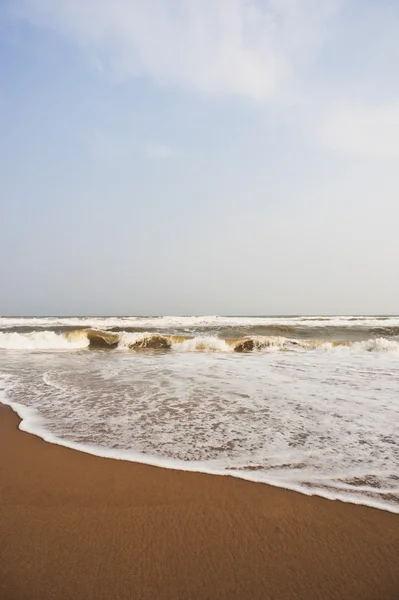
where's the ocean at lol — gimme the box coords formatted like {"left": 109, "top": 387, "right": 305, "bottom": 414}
{"left": 1, "top": 315, "right": 398, "bottom": 513}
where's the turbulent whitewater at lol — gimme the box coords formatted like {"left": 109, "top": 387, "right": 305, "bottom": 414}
{"left": 1, "top": 315, "right": 398, "bottom": 513}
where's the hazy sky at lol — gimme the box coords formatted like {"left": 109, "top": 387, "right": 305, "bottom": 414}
{"left": 1, "top": 0, "right": 399, "bottom": 315}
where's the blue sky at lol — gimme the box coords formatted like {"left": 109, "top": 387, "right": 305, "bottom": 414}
{"left": 1, "top": 0, "right": 399, "bottom": 315}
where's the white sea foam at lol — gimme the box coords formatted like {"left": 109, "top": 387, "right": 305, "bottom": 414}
{"left": 354, "top": 337, "right": 399, "bottom": 352}
{"left": 0, "top": 331, "right": 89, "bottom": 350}
{"left": 172, "top": 336, "right": 232, "bottom": 352}
{"left": 1, "top": 349, "right": 398, "bottom": 514}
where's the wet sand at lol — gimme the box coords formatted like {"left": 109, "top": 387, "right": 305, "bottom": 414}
{"left": 1, "top": 404, "right": 399, "bottom": 600}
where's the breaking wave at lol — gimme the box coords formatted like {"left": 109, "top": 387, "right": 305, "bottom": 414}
{"left": 1, "top": 329, "right": 399, "bottom": 354}
{"left": 0, "top": 330, "right": 89, "bottom": 350}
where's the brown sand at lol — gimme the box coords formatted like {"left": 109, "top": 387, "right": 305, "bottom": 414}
{"left": 1, "top": 405, "right": 399, "bottom": 600}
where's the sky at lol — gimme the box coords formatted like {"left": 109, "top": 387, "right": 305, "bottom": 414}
{"left": 1, "top": 0, "right": 399, "bottom": 316}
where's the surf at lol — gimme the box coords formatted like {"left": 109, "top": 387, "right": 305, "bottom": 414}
{"left": 1, "top": 329, "right": 399, "bottom": 353}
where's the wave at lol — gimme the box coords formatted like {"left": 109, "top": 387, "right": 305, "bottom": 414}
{"left": 2, "top": 395, "right": 398, "bottom": 516}
{"left": 2, "top": 315, "right": 399, "bottom": 332}
{"left": 84, "top": 330, "right": 119, "bottom": 348}
{"left": 1, "top": 329, "right": 399, "bottom": 354}
{"left": 0, "top": 330, "right": 89, "bottom": 350}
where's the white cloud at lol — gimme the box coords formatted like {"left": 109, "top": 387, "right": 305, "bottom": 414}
{"left": 320, "top": 102, "right": 399, "bottom": 159}
{"left": 14, "top": 0, "right": 340, "bottom": 100}
{"left": 144, "top": 142, "right": 173, "bottom": 160}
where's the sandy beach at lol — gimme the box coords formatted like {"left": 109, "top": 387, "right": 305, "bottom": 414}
{"left": 1, "top": 404, "right": 399, "bottom": 600}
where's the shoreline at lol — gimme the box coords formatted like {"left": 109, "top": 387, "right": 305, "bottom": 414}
{"left": 4, "top": 398, "right": 398, "bottom": 515}
{"left": 1, "top": 404, "right": 399, "bottom": 599}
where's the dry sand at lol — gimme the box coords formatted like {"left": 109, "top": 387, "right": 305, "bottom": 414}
{"left": 1, "top": 404, "right": 399, "bottom": 600}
